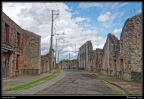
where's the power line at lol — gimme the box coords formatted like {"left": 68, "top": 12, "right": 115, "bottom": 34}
{"left": 43, "top": 2, "right": 51, "bottom": 15}
{"left": 50, "top": 2, "right": 65, "bottom": 35}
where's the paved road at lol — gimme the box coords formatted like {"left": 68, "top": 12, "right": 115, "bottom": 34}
{"left": 36, "top": 69, "right": 114, "bottom": 95}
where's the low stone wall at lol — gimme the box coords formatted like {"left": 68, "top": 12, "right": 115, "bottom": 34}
{"left": 23, "top": 69, "right": 40, "bottom": 75}
{"left": 123, "top": 72, "right": 132, "bottom": 81}
{"left": 101, "top": 69, "right": 108, "bottom": 75}
{"left": 117, "top": 71, "right": 123, "bottom": 78}
{"left": 131, "top": 72, "right": 142, "bottom": 82}
{"left": 95, "top": 69, "right": 101, "bottom": 72}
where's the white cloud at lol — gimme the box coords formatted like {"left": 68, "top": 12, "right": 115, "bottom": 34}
{"left": 74, "top": 17, "right": 86, "bottom": 23}
{"left": 79, "top": 2, "right": 103, "bottom": 9}
{"left": 2, "top": 2, "right": 106, "bottom": 61}
{"left": 72, "top": 10, "right": 79, "bottom": 15}
{"left": 113, "top": 28, "right": 122, "bottom": 34}
{"left": 97, "top": 12, "right": 111, "bottom": 22}
{"left": 138, "top": 9, "right": 142, "bottom": 13}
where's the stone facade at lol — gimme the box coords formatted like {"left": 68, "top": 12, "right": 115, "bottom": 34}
{"left": 22, "top": 30, "right": 41, "bottom": 75}
{"left": 60, "top": 61, "right": 79, "bottom": 69}
{"left": 2, "top": 12, "right": 41, "bottom": 77}
{"left": 95, "top": 48, "right": 103, "bottom": 72}
{"left": 118, "top": 13, "right": 142, "bottom": 81}
{"left": 41, "top": 53, "right": 50, "bottom": 73}
{"left": 2, "top": 12, "right": 23, "bottom": 78}
{"left": 78, "top": 40, "right": 93, "bottom": 70}
{"left": 89, "top": 48, "right": 103, "bottom": 72}
{"left": 40, "top": 48, "right": 56, "bottom": 73}
{"left": 102, "top": 33, "right": 119, "bottom": 76}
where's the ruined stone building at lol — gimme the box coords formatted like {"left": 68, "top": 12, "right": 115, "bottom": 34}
{"left": 2, "top": 12, "right": 41, "bottom": 78}
{"left": 101, "top": 13, "right": 142, "bottom": 82}
{"left": 41, "top": 48, "right": 56, "bottom": 73}
{"left": 23, "top": 30, "right": 41, "bottom": 75}
{"left": 102, "top": 33, "right": 120, "bottom": 76}
{"left": 41, "top": 53, "right": 50, "bottom": 73}
{"left": 89, "top": 50, "right": 95, "bottom": 71}
{"left": 60, "top": 61, "right": 78, "bottom": 69}
{"left": 2, "top": 12, "right": 23, "bottom": 78}
{"left": 95, "top": 48, "right": 103, "bottom": 72}
{"left": 78, "top": 40, "right": 93, "bottom": 70}
{"left": 118, "top": 13, "right": 142, "bottom": 82}
{"left": 71, "top": 61, "right": 79, "bottom": 69}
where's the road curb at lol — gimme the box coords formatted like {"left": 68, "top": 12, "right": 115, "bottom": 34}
{"left": 91, "top": 73, "right": 131, "bottom": 95}
{"left": 81, "top": 70, "right": 131, "bottom": 95}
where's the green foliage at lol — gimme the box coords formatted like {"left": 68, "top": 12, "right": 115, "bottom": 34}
{"left": 59, "top": 59, "right": 78, "bottom": 64}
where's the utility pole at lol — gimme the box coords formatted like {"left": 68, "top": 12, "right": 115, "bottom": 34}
{"left": 75, "top": 44, "right": 76, "bottom": 53}
{"left": 49, "top": 10, "right": 59, "bottom": 73}
{"left": 58, "top": 50, "right": 62, "bottom": 69}
{"left": 55, "top": 34, "right": 65, "bottom": 67}
{"left": 58, "top": 50, "right": 59, "bottom": 66}
{"left": 55, "top": 39, "right": 57, "bottom": 66}
{"left": 69, "top": 53, "right": 70, "bottom": 60}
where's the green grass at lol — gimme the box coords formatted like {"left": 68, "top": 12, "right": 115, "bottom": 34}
{"left": 82, "top": 69, "right": 107, "bottom": 77}
{"left": 7, "top": 70, "right": 60, "bottom": 91}
{"left": 112, "top": 90, "right": 121, "bottom": 95}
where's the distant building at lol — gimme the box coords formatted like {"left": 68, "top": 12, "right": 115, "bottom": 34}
{"left": 60, "top": 60, "right": 78, "bottom": 69}
{"left": 78, "top": 40, "right": 93, "bottom": 70}
{"left": 95, "top": 48, "right": 103, "bottom": 72}
{"left": 40, "top": 48, "right": 56, "bottom": 73}
{"left": 41, "top": 53, "right": 50, "bottom": 73}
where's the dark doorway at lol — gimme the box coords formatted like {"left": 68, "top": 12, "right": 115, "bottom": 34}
{"left": 2, "top": 52, "right": 10, "bottom": 78}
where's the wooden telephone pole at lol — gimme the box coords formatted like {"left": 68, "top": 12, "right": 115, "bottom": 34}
{"left": 49, "top": 9, "right": 59, "bottom": 73}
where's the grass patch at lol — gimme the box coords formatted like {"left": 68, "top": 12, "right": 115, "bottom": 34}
{"left": 7, "top": 70, "right": 60, "bottom": 91}
{"left": 112, "top": 89, "right": 121, "bottom": 95}
{"left": 96, "top": 72, "right": 107, "bottom": 77}
{"left": 82, "top": 69, "right": 107, "bottom": 77}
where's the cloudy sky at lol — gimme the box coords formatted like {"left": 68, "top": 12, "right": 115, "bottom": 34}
{"left": 2, "top": 2, "right": 142, "bottom": 62}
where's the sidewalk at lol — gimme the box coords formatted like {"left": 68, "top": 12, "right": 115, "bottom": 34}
{"left": 2, "top": 69, "right": 66, "bottom": 95}
{"left": 103, "top": 76, "right": 142, "bottom": 95}
{"left": 83, "top": 71, "right": 142, "bottom": 95}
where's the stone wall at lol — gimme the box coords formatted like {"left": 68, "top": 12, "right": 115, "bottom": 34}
{"left": 77, "top": 13, "right": 142, "bottom": 82}
{"left": 2, "top": 12, "right": 42, "bottom": 76}
{"left": 23, "top": 30, "right": 41, "bottom": 75}
{"left": 2, "top": 12, "right": 23, "bottom": 77}
{"left": 90, "top": 50, "right": 95, "bottom": 71}
{"left": 119, "top": 13, "right": 142, "bottom": 81}
{"left": 41, "top": 54, "right": 50, "bottom": 73}
{"left": 95, "top": 48, "right": 103, "bottom": 72}
{"left": 78, "top": 40, "right": 93, "bottom": 70}
{"left": 102, "top": 33, "right": 119, "bottom": 76}
{"left": 61, "top": 61, "right": 79, "bottom": 69}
